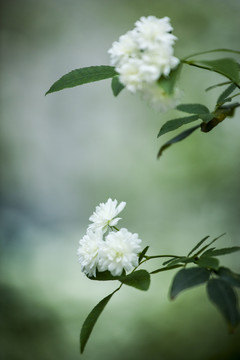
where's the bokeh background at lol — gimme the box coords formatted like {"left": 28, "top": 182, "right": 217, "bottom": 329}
{"left": 1, "top": 0, "right": 240, "bottom": 359}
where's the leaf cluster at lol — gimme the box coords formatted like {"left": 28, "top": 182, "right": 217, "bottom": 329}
{"left": 157, "top": 50, "right": 240, "bottom": 158}
{"left": 80, "top": 235, "right": 240, "bottom": 353}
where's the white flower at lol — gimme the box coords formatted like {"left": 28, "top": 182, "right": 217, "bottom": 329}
{"left": 108, "top": 31, "right": 139, "bottom": 67}
{"left": 98, "top": 228, "right": 142, "bottom": 276}
{"left": 108, "top": 15, "right": 179, "bottom": 102}
{"left": 140, "top": 83, "right": 182, "bottom": 112}
{"left": 142, "top": 45, "right": 179, "bottom": 77}
{"left": 117, "top": 58, "right": 159, "bottom": 93}
{"left": 134, "top": 16, "right": 177, "bottom": 49}
{"left": 88, "top": 198, "right": 126, "bottom": 233}
{"left": 77, "top": 230, "right": 103, "bottom": 277}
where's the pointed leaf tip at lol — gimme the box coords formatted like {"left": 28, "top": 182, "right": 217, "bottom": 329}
{"left": 80, "top": 292, "right": 115, "bottom": 353}
{"left": 157, "top": 124, "right": 200, "bottom": 158}
{"left": 177, "top": 103, "right": 210, "bottom": 115}
{"left": 111, "top": 75, "right": 124, "bottom": 96}
{"left": 158, "top": 115, "right": 199, "bottom": 137}
{"left": 207, "top": 279, "right": 240, "bottom": 331}
{"left": 46, "top": 65, "right": 117, "bottom": 95}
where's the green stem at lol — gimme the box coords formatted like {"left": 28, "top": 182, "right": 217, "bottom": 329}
{"left": 182, "top": 60, "right": 240, "bottom": 90}
{"left": 205, "top": 81, "right": 231, "bottom": 92}
{"left": 150, "top": 264, "right": 184, "bottom": 274}
{"left": 182, "top": 60, "right": 213, "bottom": 71}
{"left": 227, "top": 92, "right": 240, "bottom": 100}
{"left": 112, "top": 226, "right": 119, "bottom": 231}
{"left": 181, "top": 48, "right": 240, "bottom": 61}
{"left": 144, "top": 254, "right": 181, "bottom": 260}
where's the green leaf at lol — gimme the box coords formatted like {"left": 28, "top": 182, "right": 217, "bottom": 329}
{"left": 120, "top": 270, "right": 150, "bottom": 291}
{"left": 111, "top": 75, "right": 124, "bottom": 96}
{"left": 162, "top": 257, "right": 182, "bottom": 266}
{"left": 88, "top": 270, "right": 123, "bottom": 281}
{"left": 138, "top": 246, "right": 149, "bottom": 263}
{"left": 217, "top": 83, "right": 237, "bottom": 104}
{"left": 217, "top": 267, "right": 240, "bottom": 288}
{"left": 177, "top": 103, "right": 210, "bottom": 115}
{"left": 202, "top": 246, "right": 240, "bottom": 257}
{"left": 158, "top": 64, "right": 182, "bottom": 95}
{"left": 205, "top": 81, "right": 231, "bottom": 92}
{"left": 158, "top": 115, "right": 199, "bottom": 137}
{"left": 193, "top": 234, "right": 225, "bottom": 257}
{"left": 187, "top": 236, "right": 210, "bottom": 257}
{"left": 80, "top": 291, "right": 115, "bottom": 353}
{"left": 197, "top": 256, "right": 219, "bottom": 270}
{"left": 165, "top": 257, "right": 193, "bottom": 267}
{"left": 170, "top": 267, "right": 210, "bottom": 299}
{"left": 46, "top": 66, "right": 117, "bottom": 95}
{"left": 207, "top": 279, "right": 240, "bottom": 331}
{"left": 157, "top": 124, "right": 200, "bottom": 158}
{"left": 151, "top": 264, "right": 183, "bottom": 274}
{"left": 196, "top": 58, "right": 240, "bottom": 84}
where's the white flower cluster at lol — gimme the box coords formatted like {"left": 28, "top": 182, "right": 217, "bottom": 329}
{"left": 77, "top": 199, "right": 142, "bottom": 277}
{"left": 108, "top": 16, "right": 180, "bottom": 110}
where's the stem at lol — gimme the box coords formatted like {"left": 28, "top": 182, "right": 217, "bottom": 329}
{"left": 181, "top": 48, "right": 240, "bottom": 61}
{"left": 182, "top": 60, "right": 213, "bottom": 71}
{"left": 145, "top": 254, "right": 181, "bottom": 260}
{"left": 112, "top": 226, "right": 119, "bottom": 231}
{"left": 227, "top": 92, "right": 240, "bottom": 100}
{"left": 113, "top": 283, "right": 123, "bottom": 293}
{"left": 205, "top": 81, "right": 231, "bottom": 92}
{"left": 150, "top": 264, "right": 184, "bottom": 274}
{"left": 182, "top": 60, "right": 240, "bottom": 90}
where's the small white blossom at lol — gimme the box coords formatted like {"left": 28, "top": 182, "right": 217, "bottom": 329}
{"left": 88, "top": 198, "right": 126, "bottom": 233}
{"left": 108, "top": 31, "right": 139, "bottom": 67}
{"left": 117, "top": 59, "right": 159, "bottom": 92}
{"left": 77, "top": 230, "right": 103, "bottom": 277}
{"left": 108, "top": 15, "right": 179, "bottom": 98}
{"left": 98, "top": 228, "right": 142, "bottom": 276}
{"left": 140, "top": 83, "right": 182, "bottom": 112}
{"left": 134, "top": 16, "right": 177, "bottom": 49}
{"left": 142, "top": 45, "right": 179, "bottom": 77}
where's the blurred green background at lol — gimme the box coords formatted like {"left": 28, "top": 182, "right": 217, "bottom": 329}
{"left": 0, "top": 0, "right": 240, "bottom": 359}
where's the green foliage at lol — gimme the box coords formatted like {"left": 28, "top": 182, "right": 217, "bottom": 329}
{"left": 158, "top": 64, "right": 182, "bottom": 95}
{"left": 111, "top": 75, "right": 124, "bottom": 96}
{"left": 192, "top": 234, "right": 225, "bottom": 257}
{"left": 46, "top": 66, "right": 117, "bottom": 95}
{"left": 170, "top": 267, "right": 210, "bottom": 299}
{"left": 205, "top": 81, "right": 231, "bottom": 92}
{"left": 89, "top": 270, "right": 123, "bottom": 281}
{"left": 207, "top": 279, "right": 240, "bottom": 331}
{"left": 182, "top": 48, "right": 240, "bottom": 61}
{"left": 158, "top": 115, "right": 199, "bottom": 137}
{"left": 177, "top": 103, "right": 210, "bottom": 115}
{"left": 194, "top": 58, "right": 239, "bottom": 84}
{"left": 197, "top": 256, "right": 219, "bottom": 271}
{"left": 217, "top": 267, "right": 240, "bottom": 288}
{"left": 164, "top": 257, "right": 193, "bottom": 267}
{"left": 217, "top": 83, "right": 236, "bottom": 104}
{"left": 187, "top": 236, "right": 210, "bottom": 257}
{"left": 202, "top": 246, "right": 240, "bottom": 257}
{"left": 120, "top": 270, "right": 151, "bottom": 291}
{"left": 138, "top": 246, "right": 149, "bottom": 263}
{"left": 150, "top": 264, "right": 183, "bottom": 274}
{"left": 45, "top": 34, "right": 240, "bottom": 353}
{"left": 157, "top": 125, "right": 200, "bottom": 158}
{"left": 80, "top": 291, "right": 115, "bottom": 353}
